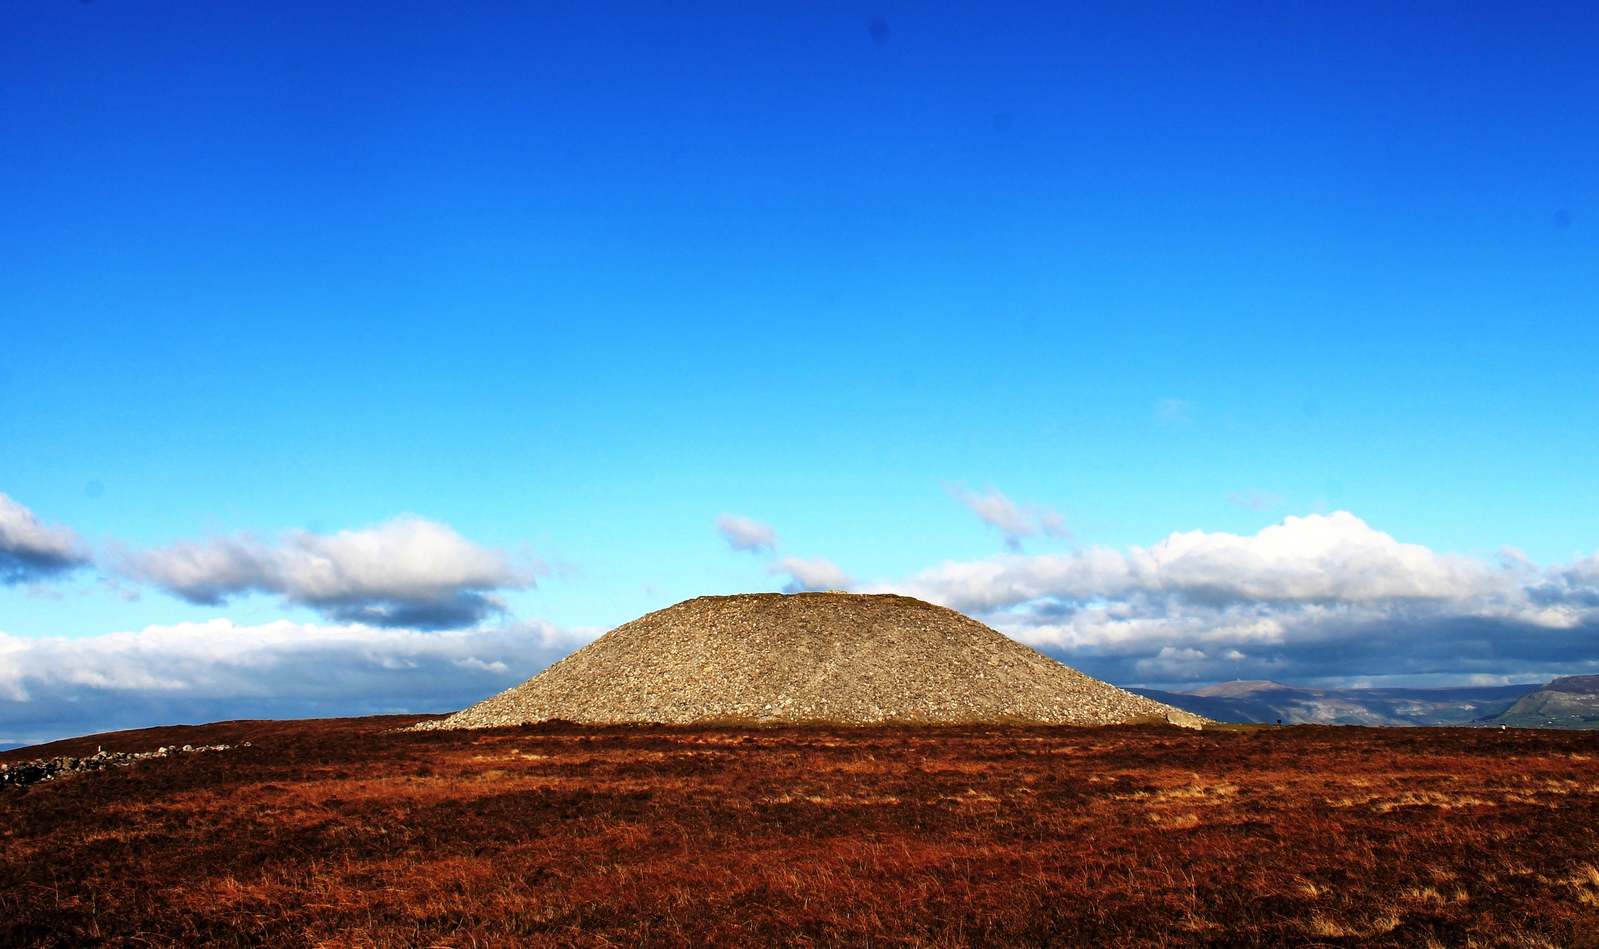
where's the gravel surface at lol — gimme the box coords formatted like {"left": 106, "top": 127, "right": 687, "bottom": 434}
{"left": 420, "top": 593, "right": 1201, "bottom": 729}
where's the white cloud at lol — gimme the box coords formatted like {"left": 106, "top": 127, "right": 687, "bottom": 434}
{"left": 120, "top": 517, "right": 539, "bottom": 629}
{"left": 715, "top": 513, "right": 778, "bottom": 554}
{"left": 878, "top": 512, "right": 1599, "bottom": 687}
{"left": 770, "top": 555, "right": 853, "bottom": 593}
{"left": 949, "top": 485, "right": 1031, "bottom": 535}
{"left": 0, "top": 618, "right": 595, "bottom": 748}
{"left": 1154, "top": 398, "right": 1193, "bottom": 423}
{"left": 715, "top": 514, "right": 849, "bottom": 594}
{"left": 0, "top": 492, "right": 90, "bottom": 584}
{"left": 895, "top": 512, "right": 1507, "bottom": 609}
{"left": 945, "top": 484, "right": 1069, "bottom": 551}
{"left": 1039, "top": 510, "right": 1069, "bottom": 536}
{"left": 1227, "top": 489, "right": 1281, "bottom": 511}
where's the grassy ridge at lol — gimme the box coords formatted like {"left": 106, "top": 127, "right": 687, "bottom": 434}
{"left": 1495, "top": 677, "right": 1599, "bottom": 729}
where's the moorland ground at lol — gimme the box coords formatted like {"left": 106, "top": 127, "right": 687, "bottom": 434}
{"left": 3, "top": 717, "right": 1598, "bottom": 948}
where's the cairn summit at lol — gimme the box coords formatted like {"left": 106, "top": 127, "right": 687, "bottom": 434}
{"left": 422, "top": 592, "right": 1202, "bottom": 729}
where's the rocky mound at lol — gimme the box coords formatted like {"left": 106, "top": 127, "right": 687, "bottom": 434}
{"left": 420, "top": 593, "right": 1201, "bottom": 729}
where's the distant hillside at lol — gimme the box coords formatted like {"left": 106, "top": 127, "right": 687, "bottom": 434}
{"left": 1130, "top": 680, "right": 1540, "bottom": 726}
{"left": 1489, "top": 676, "right": 1599, "bottom": 729}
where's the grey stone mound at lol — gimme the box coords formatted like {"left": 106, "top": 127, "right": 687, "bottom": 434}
{"left": 418, "top": 593, "right": 1202, "bottom": 729}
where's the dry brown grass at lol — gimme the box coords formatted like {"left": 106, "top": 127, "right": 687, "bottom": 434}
{"left": 3, "top": 718, "right": 1599, "bottom": 947}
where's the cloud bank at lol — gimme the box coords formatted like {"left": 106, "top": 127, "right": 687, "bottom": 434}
{"left": 880, "top": 512, "right": 1599, "bottom": 688}
{"left": 11, "top": 492, "right": 1599, "bottom": 743}
{"left": 0, "top": 493, "right": 90, "bottom": 584}
{"left": 121, "top": 517, "right": 538, "bottom": 629}
{"left": 0, "top": 619, "right": 592, "bottom": 748}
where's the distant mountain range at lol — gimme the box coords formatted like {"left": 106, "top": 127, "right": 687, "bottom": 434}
{"left": 1129, "top": 676, "right": 1599, "bottom": 728}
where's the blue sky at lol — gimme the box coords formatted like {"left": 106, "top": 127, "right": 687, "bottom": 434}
{"left": 2, "top": 1, "right": 1598, "bottom": 743}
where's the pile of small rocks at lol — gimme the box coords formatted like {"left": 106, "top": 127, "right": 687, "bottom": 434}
{"left": 0, "top": 741, "right": 246, "bottom": 789}
{"left": 420, "top": 592, "right": 1205, "bottom": 730}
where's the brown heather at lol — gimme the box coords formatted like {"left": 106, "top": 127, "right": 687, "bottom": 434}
{"left": 420, "top": 592, "right": 1193, "bottom": 728}
{"left": 5, "top": 718, "right": 1599, "bottom": 947}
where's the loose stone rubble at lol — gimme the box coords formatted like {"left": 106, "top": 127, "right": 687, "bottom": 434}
{"left": 419, "top": 592, "right": 1205, "bottom": 730}
{"left": 0, "top": 742, "right": 246, "bottom": 789}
